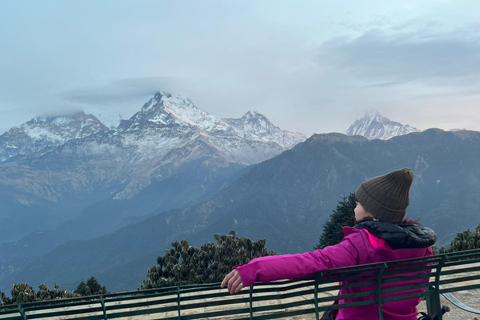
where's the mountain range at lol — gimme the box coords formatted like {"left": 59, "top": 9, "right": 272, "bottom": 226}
{"left": 0, "top": 92, "right": 305, "bottom": 289}
{"left": 0, "top": 92, "right": 305, "bottom": 242}
{"left": 1, "top": 128, "right": 480, "bottom": 293}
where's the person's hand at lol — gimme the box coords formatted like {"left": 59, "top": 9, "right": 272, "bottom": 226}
{"left": 220, "top": 269, "right": 244, "bottom": 294}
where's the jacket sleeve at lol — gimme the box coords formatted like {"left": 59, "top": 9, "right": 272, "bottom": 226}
{"left": 236, "top": 233, "right": 361, "bottom": 286}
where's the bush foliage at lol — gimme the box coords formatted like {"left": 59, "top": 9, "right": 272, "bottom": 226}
{"left": 142, "top": 231, "right": 276, "bottom": 289}
{"left": 0, "top": 277, "right": 105, "bottom": 305}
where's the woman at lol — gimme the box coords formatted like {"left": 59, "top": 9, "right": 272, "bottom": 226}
{"left": 221, "top": 168, "right": 437, "bottom": 320}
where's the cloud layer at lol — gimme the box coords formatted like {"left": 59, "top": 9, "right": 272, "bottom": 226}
{"left": 318, "top": 29, "right": 480, "bottom": 86}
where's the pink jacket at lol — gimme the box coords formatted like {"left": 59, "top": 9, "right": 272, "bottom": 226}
{"left": 236, "top": 226, "right": 434, "bottom": 320}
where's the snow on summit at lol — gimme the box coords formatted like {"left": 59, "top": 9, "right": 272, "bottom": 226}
{"left": 119, "top": 91, "right": 305, "bottom": 149}
{"left": 120, "top": 92, "right": 229, "bottom": 132}
{"left": 223, "top": 110, "right": 305, "bottom": 148}
{"left": 346, "top": 111, "right": 418, "bottom": 140}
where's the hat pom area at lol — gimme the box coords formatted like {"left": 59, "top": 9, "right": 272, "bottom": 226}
{"left": 355, "top": 168, "right": 414, "bottom": 223}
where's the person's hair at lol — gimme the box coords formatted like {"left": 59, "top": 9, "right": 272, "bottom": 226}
{"left": 399, "top": 218, "right": 422, "bottom": 226}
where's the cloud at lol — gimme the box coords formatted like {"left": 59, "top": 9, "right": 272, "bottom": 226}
{"left": 62, "top": 77, "right": 193, "bottom": 106}
{"left": 317, "top": 29, "right": 480, "bottom": 86}
{"left": 363, "top": 82, "right": 400, "bottom": 88}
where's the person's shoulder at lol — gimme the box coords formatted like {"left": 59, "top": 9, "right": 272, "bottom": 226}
{"left": 324, "top": 227, "right": 369, "bottom": 260}
{"left": 342, "top": 226, "right": 364, "bottom": 237}
{"left": 341, "top": 226, "right": 370, "bottom": 248}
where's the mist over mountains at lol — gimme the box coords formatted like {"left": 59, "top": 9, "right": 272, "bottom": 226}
{"left": 0, "top": 92, "right": 478, "bottom": 294}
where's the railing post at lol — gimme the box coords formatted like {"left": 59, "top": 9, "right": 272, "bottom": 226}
{"left": 425, "top": 285, "right": 440, "bottom": 318}
{"left": 17, "top": 303, "right": 27, "bottom": 320}
{"left": 376, "top": 264, "right": 387, "bottom": 320}
{"left": 177, "top": 286, "right": 181, "bottom": 320}
{"left": 100, "top": 295, "right": 108, "bottom": 320}
{"left": 249, "top": 285, "right": 253, "bottom": 320}
{"left": 426, "top": 255, "right": 446, "bottom": 320}
{"left": 314, "top": 274, "right": 321, "bottom": 320}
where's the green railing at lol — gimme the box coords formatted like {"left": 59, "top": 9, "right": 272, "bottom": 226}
{"left": 0, "top": 248, "right": 479, "bottom": 320}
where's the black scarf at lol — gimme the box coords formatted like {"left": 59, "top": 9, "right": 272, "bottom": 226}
{"left": 354, "top": 220, "right": 437, "bottom": 250}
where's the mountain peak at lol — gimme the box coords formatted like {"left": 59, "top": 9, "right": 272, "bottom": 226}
{"left": 224, "top": 111, "right": 276, "bottom": 137}
{"left": 153, "top": 91, "right": 172, "bottom": 100}
{"left": 118, "top": 92, "right": 228, "bottom": 132}
{"left": 346, "top": 111, "right": 418, "bottom": 140}
{"left": 11, "top": 111, "right": 106, "bottom": 139}
{"left": 142, "top": 92, "right": 199, "bottom": 120}
{"left": 223, "top": 111, "right": 305, "bottom": 149}
{"left": 366, "top": 110, "right": 382, "bottom": 120}
{"left": 28, "top": 111, "right": 84, "bottom": 125}
{"left": 242, "top": 110, "right": 264, "bottom": 118}
{"left": 240, "top": 111, "right": 275, "bottom": 128}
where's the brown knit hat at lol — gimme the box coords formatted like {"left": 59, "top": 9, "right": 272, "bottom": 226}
{"left": 355, "top": 168, "right": 414, "bottom": 223}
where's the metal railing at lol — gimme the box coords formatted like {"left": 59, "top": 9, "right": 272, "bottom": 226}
{"left": 0, "top": 248, "right": 479, "bottom": 320}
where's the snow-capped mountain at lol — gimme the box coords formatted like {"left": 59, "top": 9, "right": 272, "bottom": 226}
{"left": 0, "top": 112, "right": 108, "bottom": 161}
{"left": 116, "top": 92, "right": 305, "bottom": 165}
{"left": 108, "top": 92, "right": 305, "bottom": 199}
{"left": 1, "top": 92, "right": 305, "bottom": 202}
{"left": 346, "top": 110, "right": 418, "bottom": 140}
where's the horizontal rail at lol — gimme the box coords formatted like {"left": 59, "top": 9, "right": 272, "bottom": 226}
{"left": 1, "top": 249, "right": 479, "bottom": 319}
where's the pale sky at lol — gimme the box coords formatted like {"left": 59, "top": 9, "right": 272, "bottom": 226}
{"left": 1, "top": 0, "right": 479, "bottom": 136}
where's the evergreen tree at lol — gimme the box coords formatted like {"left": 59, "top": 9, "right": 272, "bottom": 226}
{"left": 36, "top": 283, "right": 78, "bottom": 301}
{"left": 10, "top": 283, "right": 36, "bottom": 304}
{"left": 142, "top": 231, "right": 276, "bottom": 289}
{"left": 74, "top": 277, "right": 107, "bottom": 296}
{"left": 315, "top": 193, "right": 356, "bottom": 249}
{"left": 0, "top": 291, "right": 12, "bottom": 305}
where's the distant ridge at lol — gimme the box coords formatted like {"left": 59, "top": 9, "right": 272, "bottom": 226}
{"left": 347, "top": 110, "right": 418, "bottom": 140}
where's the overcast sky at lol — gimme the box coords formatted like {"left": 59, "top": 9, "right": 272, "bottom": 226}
{"left": 1, "top": 0, "right": 479, "bottom": 136}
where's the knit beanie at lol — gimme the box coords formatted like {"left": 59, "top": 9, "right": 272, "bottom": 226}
{"left": 355, "top": 168, "right": 414, "bottom": 223}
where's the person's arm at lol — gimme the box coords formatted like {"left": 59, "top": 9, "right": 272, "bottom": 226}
{"left": 221, "top": 234, "right": 361, "bottom": 293}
